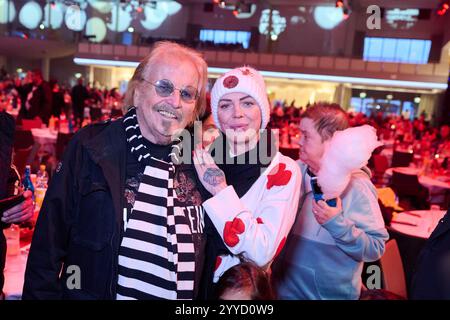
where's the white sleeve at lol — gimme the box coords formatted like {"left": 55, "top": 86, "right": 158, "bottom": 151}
{"left": 202, "top": 159, "right": 302, "bottom": 267}
{"left": 213, "top": 254, "right": 240, "bottom": 283}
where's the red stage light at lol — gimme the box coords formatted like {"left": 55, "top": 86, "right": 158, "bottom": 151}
{"left": 233, "top": 9, "right": 239, "bottom": 16}
{"left": 336, "top": 0, "right": 344, "bottom": 8}
{"left": 437, "top": 2, "right": 449, "bottom": 15}
{"left": 136, "top": 6, "right": 143, "bottom": 13}
{"left": 213, "top": 0, "right": 220, "bottom": 4}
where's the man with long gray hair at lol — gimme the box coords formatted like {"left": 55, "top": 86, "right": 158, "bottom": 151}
{"left": 23, "top": 41, "right": 215, "bottom": 300}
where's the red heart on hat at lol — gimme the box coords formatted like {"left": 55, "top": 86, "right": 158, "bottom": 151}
{"left": 223, "top": 217, "right": 245, "bottom": 247}
{"left": 241, "top": 68, "right": 252, "bottom": 76}
{"left": 266, "top": 163, "right": 292, "bottom": 189}
{"left": 223, "top": 75, "right": 239, "bottom": 89}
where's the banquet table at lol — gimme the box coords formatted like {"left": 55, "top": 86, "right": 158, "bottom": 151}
{"left": 31, "top": 128, "right": 58, "bottom": 144}
{"left": 382, "top": 139, "right": 395, "bottom": 148}
{"left": 385, "top": 167, "right": 450, "bottom": 204}
{"left": 3, "top": 243, "right": 30, "bottom": 300}
{"left": 389, "top": 209, "right": 447, "bottom": 293}
{"left": 3, "top": 224, "right": 34, "bottom": 300}
{"left": 31, "top": 128, "right": 58, "bottom": 156}
{"left": 390, "top": 210, "right": 447, "bottom": 239}
{"left": 385, "top": 167, "right": 450, "bottom": 201}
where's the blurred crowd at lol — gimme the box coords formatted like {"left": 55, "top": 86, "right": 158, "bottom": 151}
{"left": 2, "top": 68, "right": 449, "bottom": 168}
{"left": 267, "top": 101, "right": 450, "bottom": 160}
{"left": 0, "top": 68, "right": 124, "bottom": 129}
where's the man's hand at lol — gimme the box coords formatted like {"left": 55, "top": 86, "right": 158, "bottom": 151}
{"left": 1, "top": 190, "right": 34, "bottom": 224}
{"left": 312, "top": 197, "right": 342, "bottom": 225}
{"left": 193, "top": 147, "right": 228, "bottom": 196}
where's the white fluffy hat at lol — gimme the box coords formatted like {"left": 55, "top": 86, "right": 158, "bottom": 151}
{"left": 210, "top": 66, "right": 270, "bottom": 131}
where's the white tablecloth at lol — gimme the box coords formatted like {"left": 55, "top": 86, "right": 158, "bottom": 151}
{"left": 385, "top": 167, "right": 450, "bottom": 190}
{"left": 385, "top": 167, "right": 420, "bottom": 176}
{"left": 6, "top": 108, "right": 19, "bottom": 118}
{"left": 382, "top": 139, "right": 395, "bottom": 148}
{"left": 31, "top": 128, "right": 58, "bottom": 156}
{"left": 390, "top": 210, "right": 446, "bottom": 239}
{"left": 30, "top": 128, "right": 57, "bottom": 144}
{"left": 3, "top": 246, "right": 29, "bottom": 300}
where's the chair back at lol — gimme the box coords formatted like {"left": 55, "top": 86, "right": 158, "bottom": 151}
{"left": 13, "top": 130, "right": 34, "bottom": 150}
{"left": 377, "top": 187, "right": 403, "bottom": 211}
{"left": 379, "top": 239, "right": 407, "bottom": 298}
{"left": 386, "top": 227, "right": 428, "bottom": 297}
{"left": 391, "top": 151, "right": 413, "bottom": 167}
{"left": 373, "top": 154, "right": 389, "bottom": 174}
{"left": 390, "top": 171, "right": 421, "bottom": 197}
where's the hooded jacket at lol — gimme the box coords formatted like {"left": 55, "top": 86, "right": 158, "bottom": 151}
{"left": 273, "top": 161, "right": 389, "bottom": 300}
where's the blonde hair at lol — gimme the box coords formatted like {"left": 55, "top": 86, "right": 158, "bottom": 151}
{"left": 303, "top": 102, "right": 349, "bottom": 141}
{"left": 123, "top": 41, "right": 208, "bottom": 121}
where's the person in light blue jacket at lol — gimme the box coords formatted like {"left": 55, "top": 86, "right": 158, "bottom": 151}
{"left": 272, "top": 103, "right": 389, "bottom": 300}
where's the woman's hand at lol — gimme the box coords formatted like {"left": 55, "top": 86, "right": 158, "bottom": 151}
{"left": 312, "top": 197, "right": 342, "bottom": 225}
{"left": 193, "top": 146, "right": 228, "bottom": 196}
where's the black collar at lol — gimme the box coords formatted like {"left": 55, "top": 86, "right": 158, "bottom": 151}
{"left": 210, "top": 130, "right": 277, "bottom": 198}
{"left": 306, "top": 167, "right": 316, "bottom": 178}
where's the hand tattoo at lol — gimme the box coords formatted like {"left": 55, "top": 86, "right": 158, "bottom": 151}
{"left": 203, "top": 168, "right": 225, "bottom": 187}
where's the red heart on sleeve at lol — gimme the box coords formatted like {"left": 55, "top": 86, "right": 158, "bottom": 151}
{"left": 256, "top": 217, "right": 264, "bottom": 224}
{"left": 223, "top": 217, "right": 245, "bottom": 247}
{"left": 266, "top": 163, "right": 292, "bottom": 189}
{"left": 215, "top": 256, "right": 222, "bottom": 271}
{"left": 231, "top": 217, "right": 245, "bottom": 233}
{"left": 274, "top": 237, "right": 287, "bottom": 259}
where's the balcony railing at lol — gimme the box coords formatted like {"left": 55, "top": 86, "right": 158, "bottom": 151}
{"left": 76, "top": 43, "right": 449, "bottom": 88}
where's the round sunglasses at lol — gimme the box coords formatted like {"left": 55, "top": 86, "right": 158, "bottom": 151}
{"left": 141, "top": 78, "right": 199, "bottom": 103}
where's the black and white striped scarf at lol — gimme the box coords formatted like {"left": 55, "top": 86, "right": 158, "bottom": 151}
{"left": 117, "top": 107, "right": 196, "bottom": 300}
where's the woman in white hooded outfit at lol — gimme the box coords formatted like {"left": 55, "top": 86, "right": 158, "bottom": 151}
{"left": 193, "top": 67, "right": 301, "bottom": 293}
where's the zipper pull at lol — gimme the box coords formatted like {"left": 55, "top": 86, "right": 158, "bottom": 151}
{"left": 123, "top": 208, "right": 128, "bottom": 232}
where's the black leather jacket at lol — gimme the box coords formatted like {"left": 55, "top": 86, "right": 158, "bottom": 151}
{"left": 23, "top": 119, "right": 221, "bottom": 299}
{"left": 0, "top": 111, "right": 15, "bottom": 202}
